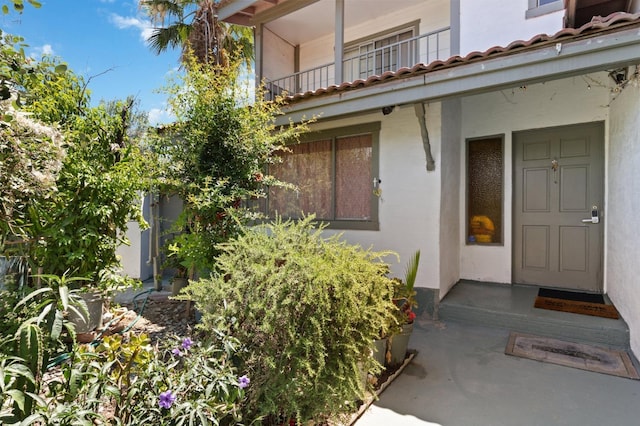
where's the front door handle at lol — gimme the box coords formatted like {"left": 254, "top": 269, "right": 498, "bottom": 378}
{"left": 582, "top": 205, "right": 600, "bottom": 224}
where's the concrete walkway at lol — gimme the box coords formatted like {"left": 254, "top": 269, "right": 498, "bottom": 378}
{"left": 355, "top": 319, "right": 640, "bottom": 426}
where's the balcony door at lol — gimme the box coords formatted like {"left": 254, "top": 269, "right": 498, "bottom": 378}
{"left": 344, "top": 25, "right": 416, "bottom": 81}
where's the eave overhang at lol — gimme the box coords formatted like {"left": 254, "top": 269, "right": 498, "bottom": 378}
{"left": 274, "top": 19, "right": 640, "bottom": 126}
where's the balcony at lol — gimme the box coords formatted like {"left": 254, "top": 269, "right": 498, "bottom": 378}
{"left": 265, "top": 26, "right": 451, "bottom": 100}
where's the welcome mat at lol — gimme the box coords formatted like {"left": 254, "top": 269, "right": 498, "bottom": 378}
{"left": 534, "top": 288, "right": 619, "bottom": 319}
{"left": 505, "top": 332, "right": 639, "bottom": 380}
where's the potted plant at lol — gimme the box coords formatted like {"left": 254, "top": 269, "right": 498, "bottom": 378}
{"left": 164, "top": 241, "right": 190, "bottom": 296}
{"left": 387, "top": 250, "right": 420, "bottom": 366}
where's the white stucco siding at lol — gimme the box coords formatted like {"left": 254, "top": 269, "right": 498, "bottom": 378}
{"left": 116, "top": 193, "right": 153, "bottom": 280}
{"left": 459, "top": 0, "right": 563, "bottom": 56}
{"left": 298, "top": 0, "right": 450, "bottom": 76}
{"left": 606, "top": 74, "right": 640, "bottom": 356}
{"left": 263, "top": 27, "right": 295, "bottom": 80}
{"left": 460, "top": 73, "right": 611, "bottom": 284}
{"left": 315, "top": 104, "right": 442, "bottom": 289}
{"left": 297, "top": 35, "right": 333, "bottom": 81}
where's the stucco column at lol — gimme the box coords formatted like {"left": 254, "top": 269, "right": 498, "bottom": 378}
{"left": 255, "top": 22, "right": 263, "bottom": 87}
{"left": 335, "top": 0, "right": 344, "bottom": 85}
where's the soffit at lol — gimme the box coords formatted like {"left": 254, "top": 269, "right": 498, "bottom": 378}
{"left": 219, "top": 0, "right": 426, "bottom": 45}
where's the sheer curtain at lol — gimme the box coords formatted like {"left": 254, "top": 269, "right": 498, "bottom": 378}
{"left": 336, "top": 135, "right": 372, "bottom": 219}
{"left": 269, "top": 134, "right": 372, "bottom": 221}
{"left": 269, "top": 140, "right": 332, "bottom": 219}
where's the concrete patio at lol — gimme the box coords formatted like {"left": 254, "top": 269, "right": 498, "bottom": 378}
{"left": 116, "top": 280, "right": 640, "bottom": 425}
{"left": 355, "top": 317, "right": 640, "bottom": 426}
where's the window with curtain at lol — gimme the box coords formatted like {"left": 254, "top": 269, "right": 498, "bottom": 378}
{"left": 267, "top": 123, "right": 380, "bottom": 230}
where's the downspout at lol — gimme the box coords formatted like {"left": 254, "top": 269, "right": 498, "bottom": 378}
{"left": 414, "top": 102, "right": 436, "bottom": 171}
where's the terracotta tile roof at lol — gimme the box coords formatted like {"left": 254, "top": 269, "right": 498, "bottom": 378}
{"left": 282, "top": 12, "right": 640, "bottom": 103}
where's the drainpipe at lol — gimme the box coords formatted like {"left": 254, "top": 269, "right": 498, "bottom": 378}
{"left": 335, "top": 0, "right": 344, "bottom": 85}
{"left": 414, "top": 102, "right": 436, "bottom": 171}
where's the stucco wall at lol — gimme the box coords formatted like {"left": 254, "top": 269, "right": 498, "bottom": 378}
{"left": 298, "top": 0, "right": 450, "bottom": 74}
{"left": 606, "top": 70, "right": 640, "bottom": 356}
{"left": 262, "top": 26, "right": 295, "bottom": 80}
{"left": 116, "top": 194, "right": 153, "bottom": 280}
{"left": 459, "top": 0, "right": 563, "bottom": 55}
{"left": 313, "top": 103, "right": 443, "bottom": 289}
{"left": 460, "top": 73, "right": 611, "bottom": 284}
{"left": 439, "top": 98, "right": 462, "bottom": 296}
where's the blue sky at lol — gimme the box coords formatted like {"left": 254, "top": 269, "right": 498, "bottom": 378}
{"left": 1, "top": 0, "right": 181, "bottom": 125}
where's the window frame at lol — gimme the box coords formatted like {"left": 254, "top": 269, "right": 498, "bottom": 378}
{"left": 465, "top": 134, "right": 505, "bottom": 246}
{"left": 526, "top": 0, "right": 564, "bottom": 19}
{"left": 267, "top": 122, "right": 381, "bottom": 231}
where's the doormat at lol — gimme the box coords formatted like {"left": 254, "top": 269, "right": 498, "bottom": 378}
{"left": 534, "top": 288, "right": 619, "bottom": 319}
{"left": 505, "top": 332, "right": 639, "bottom": 380}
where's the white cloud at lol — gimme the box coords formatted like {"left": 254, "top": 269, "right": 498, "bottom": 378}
{"left": 109, "top": 13, "right": 154, "bottom": 42}
{"left": 31, "top": 44, "right": 55, "bottom": 58}
{"left": 147, "top": 107, "right": 174, "bottom": 127}
{"left": 41, "top": 44, "right": 54, "bottom": 55}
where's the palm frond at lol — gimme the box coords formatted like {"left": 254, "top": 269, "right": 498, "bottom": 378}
{"left": 147, "top": 23, "right": 191, "bottom": 55}
{"left": 404, "top": 250, "right": 420, "bottom": 293}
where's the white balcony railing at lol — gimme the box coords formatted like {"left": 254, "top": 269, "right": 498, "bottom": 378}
{"left": 266, "top": 26, "right": 450, "bottom": 100}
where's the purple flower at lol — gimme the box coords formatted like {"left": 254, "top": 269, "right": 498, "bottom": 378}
{"left": 159, "top": 390, "right": 176, "bottom": 409}
{"left": 238, "top": 375, "right": 250, "bottom": 389}
{"left": 172, "top": 348, "right": 183, "bottom": 357}
{"left": 181, "top": 337, "right": 193, "bottom": 350}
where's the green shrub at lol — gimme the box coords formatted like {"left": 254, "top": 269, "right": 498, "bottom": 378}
{"left": 182, "top": 216, "right": 398, "bottom": 424}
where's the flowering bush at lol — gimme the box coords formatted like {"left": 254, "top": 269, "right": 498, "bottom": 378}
{"left": 102, "top": 333, "right": 248, "bottom": 425}
{"left": 151, "top": 56, "right": 309, "bottom": 279}
{"left": 14, "top": 332, "right": 250, "bottom": 425}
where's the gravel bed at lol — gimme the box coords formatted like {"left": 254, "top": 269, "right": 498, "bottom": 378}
{"left": 73, "top": 292, "right": 199, "bottom": 345}
{"left": 117, "top": 294, "right": 198, "bottom": 343}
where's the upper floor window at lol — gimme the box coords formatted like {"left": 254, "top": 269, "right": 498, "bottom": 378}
{"left": 343, "top": 21, "right": 419, "bottom": 82}
{"left": 526, "top": 0, "right": 563, "bottom": 19}
{"left": 267, "top": 123, "right": 380, "bottom": 230}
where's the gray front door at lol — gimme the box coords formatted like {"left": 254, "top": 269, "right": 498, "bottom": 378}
{"left": 513, "top": 122, "right": 604, "bottom": 292}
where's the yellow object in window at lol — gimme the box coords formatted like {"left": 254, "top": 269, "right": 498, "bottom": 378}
{"left": 470, "top": 215, "right": 495, "bottom": 243}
